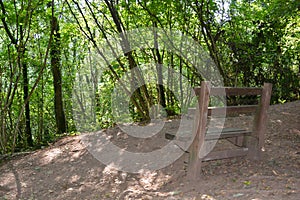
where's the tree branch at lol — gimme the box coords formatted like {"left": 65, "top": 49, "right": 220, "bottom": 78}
{"left": 0, "top": 0, "right": 17, "bottom": 45}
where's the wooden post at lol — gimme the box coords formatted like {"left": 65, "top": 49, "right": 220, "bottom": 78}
{"left": 187, "top": 81, "right": 211, "bottom": 180}
{"left": 257, "top": 83, "right": 272, "bottom": 155}
{"left": 251, "top": 83, "right": 272, "bottom": 159}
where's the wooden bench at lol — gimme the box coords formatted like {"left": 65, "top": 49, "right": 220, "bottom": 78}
{"left": 187, "top": 81, "right": 272, "bottom": 179}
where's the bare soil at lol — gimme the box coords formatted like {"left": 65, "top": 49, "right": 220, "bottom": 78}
{"left": 0, "top": 101, "right": 299, "bottom": 200}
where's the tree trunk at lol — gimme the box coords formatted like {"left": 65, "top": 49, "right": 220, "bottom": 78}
{"left": 22, "top": 62, "right": 33, "bottom": 146}
{"left": 19, "top": 25, "right": 33, "bottom": 147}
{"left": 104, "top": 0, "right": 152, "bottom": 122}
{"left": 153, "top": 22, "right": 167, "bottom": 110}
{"left": 51, "top": 16, "right": 67, "bottom": 134}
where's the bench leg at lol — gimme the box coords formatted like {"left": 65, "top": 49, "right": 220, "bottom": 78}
{"left": 226, "top": 136, "right": 244, "bottom": 147}
{"left": 245, "top": 136, "right": 262, "bottom": 160}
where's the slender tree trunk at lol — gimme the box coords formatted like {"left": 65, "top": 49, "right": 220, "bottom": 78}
{"left": 179, "top": 57, "right": 183, "bottom": 111}
{"left": 22, "top": 62, "right": 33, "bottom": 146}
{"left": 51, "top": 16, "right": 67, "bottom": 134}
{"left": 193, "top": 0, "right": 227, "bottom": 84}
{"left": 37, "top": 73, "right": 44, "bottom": 143}
{"left": 19, "top": 25, "right": 33, "bottom": 147}
{"left": 153, "top": 22, "right": 166, "bottom": 110}
{"left": 104, "top": 0, "right": 152, "bottom": 121}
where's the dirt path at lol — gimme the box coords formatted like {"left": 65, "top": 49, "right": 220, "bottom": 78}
{"left": 0, "top": 101, "right": 299, "bottom": 200}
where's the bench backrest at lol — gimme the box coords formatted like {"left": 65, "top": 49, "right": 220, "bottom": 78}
{"left": 187, "top": 81, "right": 272, "bottom": 179}
{"left": 193, "top": 81, "right": 272, "bottom": 150}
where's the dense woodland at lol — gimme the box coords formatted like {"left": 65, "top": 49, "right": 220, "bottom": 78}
{"left": 0, "top": 0, "right": 299, "bottom": 154}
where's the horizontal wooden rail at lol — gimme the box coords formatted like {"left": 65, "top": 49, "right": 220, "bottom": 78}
{"left": 208, "top": 105, "right": 258, "bottom": 116}
{"left": 188, "top": 105, "right": 258, "bottom": 116}
{"left": 194, "top": 87, "right": 263, "bottom": 96}
{"left": 205, "top": 128, "right": 252, "bottom": 140}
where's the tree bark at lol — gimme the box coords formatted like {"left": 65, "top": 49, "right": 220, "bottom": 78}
{"left": 20, "top": 26, "right": 33, "bottom": 146}
{"left": 22, "top": 62, "right": 33, "bottom": 146}
{"left": 153, "top": 22, "right": 167, "bottom": 110}
{"left": 51, "top": 16, "right": 67, "bottom": 134}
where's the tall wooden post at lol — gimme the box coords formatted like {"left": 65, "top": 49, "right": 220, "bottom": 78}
{"left": 187, "top": 81, "right": 211, "bottom": 180}
{"left": 254, "top": 83, "right": 272, "bottom": 158}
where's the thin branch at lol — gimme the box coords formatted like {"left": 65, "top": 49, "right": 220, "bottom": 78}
{"left": 0, "top": 0, "right": 17, "bottom": 45}
{"left": 65, "top": 0, "right": 91, "bottom": 40}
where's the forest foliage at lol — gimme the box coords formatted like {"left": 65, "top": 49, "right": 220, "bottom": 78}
{"left": 0, "top": 0, "right": 299, "bottom": 154}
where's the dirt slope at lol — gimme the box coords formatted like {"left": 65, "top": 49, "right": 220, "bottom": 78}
{"left": 0, "top": 101, "right": 299, "bottom": 200}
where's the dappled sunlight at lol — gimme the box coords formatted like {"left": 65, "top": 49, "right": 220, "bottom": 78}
{"left": 199, "top": 194, "right": 217, "bottom": 200}
{"left": 115, "top": 169, "right": 173, "bottom": 199}
{"left": 138, "top": 170, "right": 171, "bottom": 191}
{"left": 102, "top": 164, "right": 119, "bottom": 178}
{"left": 0, "top": 101, "right": 299, "bottom": 199}
{"left": 39, "top": 148, "right": 62, "bottom": 165}
{"left": 0, "top": 0, "right": 299, "bottom": 198}
{"left": 0, "top": 170, "right": 17, "bottom": 199}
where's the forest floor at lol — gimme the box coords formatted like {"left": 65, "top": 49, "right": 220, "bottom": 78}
{"left": 0, "top": 101, "right": 299, "bottom": 200}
